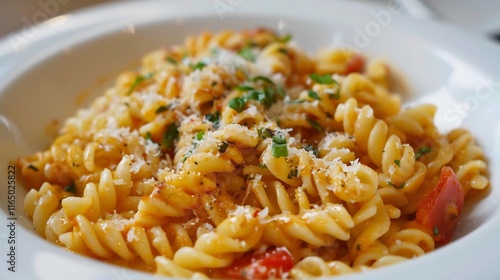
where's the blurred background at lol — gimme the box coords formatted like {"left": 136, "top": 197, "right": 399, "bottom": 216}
{"left": 0, "top": 0, "right": 499, "bottom": 40}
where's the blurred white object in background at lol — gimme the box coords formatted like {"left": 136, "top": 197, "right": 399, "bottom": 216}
{"left": 0, "top": 0, "right": 499, "bottom": 38}
{"left": 421, "top": 0, "right": 500, "bottom": 35}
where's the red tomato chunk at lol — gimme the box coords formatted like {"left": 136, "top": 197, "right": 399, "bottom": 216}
{"left": 219, "top": 247, "right": 294, "bottom": 279}
{"left": 416, "top": 166, "right": 464, "bottom": 244}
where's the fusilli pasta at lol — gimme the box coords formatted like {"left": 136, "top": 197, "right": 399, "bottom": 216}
{"left": 17, "top": 29, "right": 489, "bottom": 279}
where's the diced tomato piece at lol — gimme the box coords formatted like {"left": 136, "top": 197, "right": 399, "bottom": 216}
{"left": 345, "top": 54, "right": 365, "bottom": 74}
{"left": 416, "top": 166, "right": 464, "bottom": 244}
{"left": 219, "top": 248, "right": 294, "bottom": 279}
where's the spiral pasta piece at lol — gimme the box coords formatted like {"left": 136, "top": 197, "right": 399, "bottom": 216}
{"left": 335, "top": 98, "right": 426, "bottom": 190}
{"left": 447, "top": 128, "right": 489, "bottom": 195}
{"left": 172, "top": 206, "right": 264, "bottom": 270}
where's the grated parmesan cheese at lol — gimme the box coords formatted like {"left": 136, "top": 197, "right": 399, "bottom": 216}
{"left": 126, "top": 227, "right": 140, "bottom": 242}
{"left": 130, "top": 158, "right": 145, "bottom": 174}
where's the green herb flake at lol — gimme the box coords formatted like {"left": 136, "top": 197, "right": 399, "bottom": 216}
{"left": 272, "top": 142, "right": 288, "bottom": 158}
{"left": 258, "top": 163, "right": 267, "bottom": 168}
{"left": 307, "top": 90, "right": 321, "bottom": 100}
{"left": 246, "top": 89, "right": 276, "bottom": 109}
{"left": 276, "top": 85, "right": 286, "bottom": 98}
{"left": 228, "top": 97, "right": 246, "bottom": 113}
{"left": 235, "top": 85, "right": 255, "bottom": 92}
{"left": 192, "top": 62, "right": 207, "bottom": 71}
{"left": 433, "top": 226, "right": 439, "bottom": 236}
{"left": 205, "top": 111, "right": 221, "bottom": 129}
{"left": 329, "top": 87, "right": 341, "bottom": 100}
{"left": 394, "top": 159, "right": 401, "bottom": 167}
{"left": 245, "top": 90, "right": 263, "bottom": 101}
{"left": 272, "top": 133, "right": 288, "bottom": 158}
{"left": 287, "top": 168, "right": 299, "bottom": 179}
{"left": 257, "top": 127, "right": 274, "bottom": 139}
{"left": 276, "top": 34, "right": 292, "bottom": 43}
{"left": 388, "top": 181, "right": 406, "bottom": 189}
{"left": 218, "top": 141, "right": 230, "bottom": 153}
{"left": 251, "top": 76, "right": 275, "bottom": 86}
{"left": 195, "top": 131, "right": 205, "bottom": 141}
{"left": 278, "top": 48, "right": 288, "bottom": 55}
{"left": 182, "top": 151, "right": 193, "bottom": 162}
{"left": 211, "top": 81, "right": 218, "bottom": 87}
{"left": 155, "top": 105, "right": 169, "bottom": 114}
{"left": 27, "top": 164, "right": 38, "bottom": 172}
{"left": 415, "top": 146, "right": 432, "bottom": 160}
{"left": 288, "top": 99, "right": 306, "bottom": 104}
{"left": 162, "top": 123, "right": 179, "bottom": 149}
{"left": 127, "top": 72, "right": 154, "bottom": 95}
{"left": 238, "top": 47, "right": 255, "bottom": 62}
{"left": 306, "top": 118, "right": 324, "bottom": 132}
{"left": 309, "top": 73, "right": 336, "bottom": 85}
{"left": 304, "top": 145, "right": 319, "bottom": 157}
{"left": 272, "top": 134, "right": 287, "bottom": 145}
{"left": 166, "top": 56, "right": 177, "bottom": 65}
{"left": 145, "top": 131, "right": 152, "bottom": 141}
{"left": 64, "top": 181, "right": 77, "bottom": 194}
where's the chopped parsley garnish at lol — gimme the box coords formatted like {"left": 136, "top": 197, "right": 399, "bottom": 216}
{"left": 228, "top": 97, "right": 246, "bottom": 113}
{"left": 155, "top": 105, "right": 169, "bottom": 114}
{"left": 64, "top": 181, "right": 76, "bottom": 194}
{"left": 309, "top": 73, "right": 336, "bottom": 85}
{"left": 276, "top": 34, "right": 292, "bottom": 43}
{"left": 287, "top": 168, "right": 299, "bottom": 179}
{"left": 272, "top": 133, "right": 288, "bottom": 158}
{"left": 195, "top": 131, "right": 205, "bottom": 141}
{"left": 211, "top": 81, "right": 218, "bottom": 87}
{"left": 304, "top": 145, "right": 319, "bottom": 157}
{"left": 205, "top": 111, "right": 221, "bottom": 129}
{"left": 433, "top": 226, "right": 439, "bottom": 236}
{"left": 162, "top": 123, "right": 179, "bottom": 149}
{"left": 235, "top": 85, "right": 255, "bottom": 92}
{"left": 276, "top": 85, "right": 286, "bottom": 99}
{"left": 218, "top": 141, "right": 229, "bottom": 153}
{"left": 246, "top": 89, "right": 275, "bottom": 108}
{"left": 394, "top": 159, "right": 401, "bottom": 167}
{"left": 278, "top": 48, "right": 288, "bottom": 55}
{"left": 306, "top": 118, "right": 324, "bottom": 132}
{"left": 329, "top": 87, "right": 341, "bottom": 100}
{"left": 272, "top": 135, "right": 286, "bottom": 145}
{"left": 415, "top": 146, "right": 432, "bottom": 160}
{"left": 192, "top": 62, "right": 207, "bottom": 71}
{"left": 287, "top": 99, "right": 306, "bottom": 104}
{"left": 182, "top": 150, "right": 194, "bottom": 162}
{"left": 183, "top": 133, "right": 208, "bottom": 162}
{"left": 166, "top": 56, "right": 177, "bottom": 65}
{"left": 231, "top": 75, "right": 286, "bottom": 111}
{"left": 145, "top": 131, "right": 152, "bottom": 141}
{"left": 388, "top": 181, "right": 406, "bottom": 189}
{"left": 238, "top": 47, "right": 255, "bottom": 62}
{"left": 307, "top": 90, "right": 321, "bottom": 100}
{"left": 251, "top": 76, "right": 275, "bottom": 86}
{"left": 258, "top": 163, "right": 267, "bottom": 168}
{"left": 127, "top": 72, "right": 154, "bottom": 95}
{"left": 27, "top": 164, "right": 38, "bottom": 172}
{"left": 257, "top": 127, "right": 274, "bottom": 139}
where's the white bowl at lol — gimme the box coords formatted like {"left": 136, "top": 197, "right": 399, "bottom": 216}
{"left": 1, "top": 0, "right": 499, "bottom": 279}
